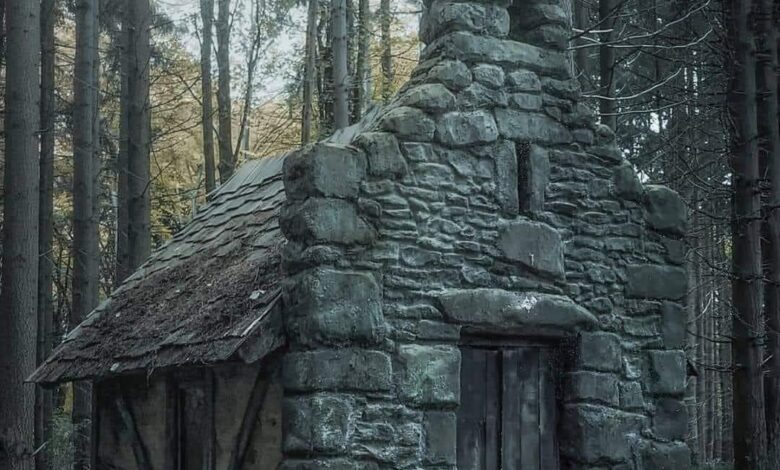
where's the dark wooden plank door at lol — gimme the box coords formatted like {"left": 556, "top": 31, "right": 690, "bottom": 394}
{"left": 458, "top": 345, "right": 559, "bottom": 470}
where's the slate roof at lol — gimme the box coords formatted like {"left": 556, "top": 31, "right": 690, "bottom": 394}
{"left": 29, "top": 108, "right": 382, "bottom": 385}
{"left": 30, "top": 155, "right": 287, "bottom": 384}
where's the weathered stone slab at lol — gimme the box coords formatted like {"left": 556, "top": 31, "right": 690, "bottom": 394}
{"left": 438, "top": 288, "right": 597, "bottom": 331}
{"left": 397, "top": 345, "right": 460, "bottom": 407}
{"left": 565, "top": 371, "right": 619, "bottom": 406}
{"left": 423, "top": 31, "right": 570, "bottom": 78}
{"left": 494, "top": 109, "right": 572, "bottom": 143}
{"left": 284, "top": 143, "right": 366, "bottom": 200}
{"left": 560, "top": 404, "right": 646, "bottom": 463}
{"left": 644, "top": 185, "right": 688, "bottom": 236}
{"left": 427, "top": 60, "right": 472, "bottom": 90}
{"left": 283, "top": 349, "right": 392, "bottom": 392}
{"left": 397, "top": 83, "right": 457, "bottom": 112}
{"left": 626, "top": 264, "right": 687, "bottom": 300}
{"left": 285, "top": 268, "right": 384, "bottom": 345}
{"left": 577, "top": 332, "right": 622, "bottom": 372}
{"left": 661, "top": 302, "right": 686, "bottom": 349}
{"left": 281, "top": 459, "right": 378, "bottom": 470}
{"left": 436, "top": 110, "right": 499, "bottom": 146}
{"left": 612, "top": 162, "right": 644, "bottom": 200}
{"left": 506, "top": 70, "right": 541, "bottom": 92}
{"left": 284, "top": 394, "right": 353, "bottom": 453}
{"left": 473, "top": 140, "right": 518, "bottom": 215}
{"left": 281, "top": 198, "right": 376, "bottom": 246}
{"left": 354, "top": 132, "right": 408, "bottom": 178}
{"left": 640, "top": 442, "right": 691, "bottom": 469}
{"left": 472, "top": 63, "right": 505, "bottom": 88}
{"left": 648, "top": 350, "right": 686, "bottom": 395}
{"left": 420, "top": 1, "right": 510, "bottom": 44}
{"left": 497, "top": 218, "right": 564, "bottom": 277}
{"left": 653, "top": 397, "right": 687, "bottom": 441}
{"left": 423, "top": 411, "right": 457, "bottom": 465}
{"left": 380, "top": 106, "right": 436, "bottom": 141}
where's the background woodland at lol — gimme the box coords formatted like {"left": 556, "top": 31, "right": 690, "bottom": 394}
{"left": 0, "top": 0, "right": 779, "bottom": 469}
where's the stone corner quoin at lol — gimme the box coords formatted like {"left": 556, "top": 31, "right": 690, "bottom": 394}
{"left": 277, "top": 0, "right": 691, "bottom": 469}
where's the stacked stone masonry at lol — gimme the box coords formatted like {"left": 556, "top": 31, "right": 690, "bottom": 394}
{"left": 279, "top": 0, "right": 691, "bottom": 468}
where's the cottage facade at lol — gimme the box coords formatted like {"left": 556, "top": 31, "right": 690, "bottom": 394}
{"left": 32, "top": 0, "right": 692, "bottom": 468}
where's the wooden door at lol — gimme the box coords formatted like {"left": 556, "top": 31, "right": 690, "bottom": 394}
{"left": 457, "top": 345, "right": 560, "bottom": 470}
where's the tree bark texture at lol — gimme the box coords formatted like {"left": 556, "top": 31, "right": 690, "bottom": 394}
{"left": 126, "top": 0, "right": 152, "bottom": 273}
{"left": 331, "top": 0, "right": 349, "bottom": 130}
{"left": 352, "top": 0, "right": 369, "bottom": 121}
{"left": 598, "top": 0, "right": 617, "bottom": 131}
{"left": 200, "top": 0, "right": 217, "bottom": 194}
{"left": 727, "top": 0, "right": 768, "bottom": 467}
{"left": 756, "top": 0, "right": 780, "bottom": 465}
{"left": 216, "top": 0, "right": 234, "bottom": 183}
{"left": 72, "top": 0, "right": 100, "bottom": 467}
{"left": 36, "top": 1, "right": 57, "bottom": 468}
{"left": 0, "top": 0, "right": 41, "bottom": 468}
{"left": 380, "top": 0, "right": 392, "bottom": 104}
{"left": 301, "top": 0, "right": 319, "bottom": 144}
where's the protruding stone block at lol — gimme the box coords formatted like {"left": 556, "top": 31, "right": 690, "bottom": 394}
{"left": 613, "top": 163, "right": 644, "bottom": 200}
{"left": 423, "top": 32, "right": 570, "bottom": 78}
{"left": 281, "top": 198, "right": 376, "bottom": 246}
{"left": 653, "top": 398, "right": 687, "bottom": 441}
{"left": 436, "top": 110, "right": 499, "bottom": 147}
{"left": 398, "top": 83, "right": 457, "bottom": 112}
{"left": 398, "top": 345, "right": 460, "bottom": 407}
{"left": 354, "top": 132, "right": 408, "bottom": 178}
{"left": 524, "top": 144, "right": 551, "bottom": 213}
{"left": 506, "top": 70, "right": 541, "bottom": 92}
{"left": 420, "top": 1, "right": 510, "bottom": 44}
{"left": 423, "top": 411, "right": 457, "bottom": 465}
{"left": 283, "top": 349, "right": 392, "bottom": 392}
{"left": 577, "top": 332, "right": 622, "bottom": 372}
{"left": 619, "top": 381, "right": 646, "bottom": 411}
{"left": 640, "top": 442, "right": 691, "bottom": 469}
{"left": 626, "top": 264, "right": 687, "bottom": 300}
{"left": 284, "top": 144, "right": 366, "bottom": 200}
{"left": 438, "top": 289, "right": 597, "bottom": 331}
{"left": 472, "top": 63, "right": 505, "bottom": 88}
{"left": 284, "top": 394, "right": 353, "bottom": 453}
{"left": 661, "top": 302, "right": 686, "bottom": 349}
{"left": 497, "top": 219, "right": 564, "bottom": 278}
{"left": 565, "top": 372, "right": 619, "bottom": 406}
{"left": 494, "top": 109, "right": 572, "bottom": 144}
{"left": 473, "top": 140, "right": 518, "bottom": 215}
{"left": 285, "top": 268, "right": 384, "bottom": 345}
{"left": 560, "top": 404, "right": 646, "bottom": 464}
{"left": 427, "top": 60, "right": 472, "bottom": 90}
{"left": 648, "top": 350, "right": 686, "bottom": 395}
{"left": 380, "top": 106, "right": 436, "bottom": 141}
{"left": 644, "top": 185, "right": 688, "bottom": 236}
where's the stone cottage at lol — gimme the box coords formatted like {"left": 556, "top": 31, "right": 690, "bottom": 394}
{"left": 31, "top": 0, "right": 692, "bottom": 468}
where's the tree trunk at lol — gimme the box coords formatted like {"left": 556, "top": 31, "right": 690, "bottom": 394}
{"left": 72, "top": 1, "right": 100, "bottom": 467}
{"left": 216, "top": 0, "right": 234, "bottom": 183}
{"left": 121, "top": 0, "right": 152, "bottom": 274}
{"left": 727, "top": 0, "right": 768, "bottom": 467}
{"left": 598, "top": 0, "right": 617, "bottom": 131}
{"left": 331, "top": 0, "right": 349, "bottom": 130}
{"left": 573, "top": 0, "right": 589, "bottom": 87}
{"left": 36, "top": 1, "right": 57, "bottom": 468}
{"left": 756, "top": 0, "right": 780, "bottom": 465}
{"left": 352, "top": 0, "right": 369, "bottom": 121}
{"left": 301, "top": 0, "right": 319, "bottom": 144}
{"left": 200, "top": 0, "right": 217, "bottom": 194}
{"left": 0, "top": 0, "right": 41, "bottom": 469}
{"left": 380, "top": 0, "right": 392, "bottom": 104}
{"left": 318, "top": 3, "right": 333, "bottom": 135}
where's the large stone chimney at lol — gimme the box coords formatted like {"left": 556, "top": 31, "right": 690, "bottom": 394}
{"left": 280, "top": 1, "right": 692, "bottom": 469}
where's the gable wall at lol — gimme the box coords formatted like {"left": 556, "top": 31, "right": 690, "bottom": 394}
{"left": 280, "top": 1, "right": 690, "bottom": 469}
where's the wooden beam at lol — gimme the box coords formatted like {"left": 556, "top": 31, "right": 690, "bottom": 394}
{"left": 164, "top": 376, "right": 179, "bottom": 470}
{"left": 227, "top": 366, "right": 270, "bottom": 470}
{"left": 205, "top": 369, "right": 217, "bottom": 470}
{"left": 113, "top": 387, "right": 153, "bottom": 470}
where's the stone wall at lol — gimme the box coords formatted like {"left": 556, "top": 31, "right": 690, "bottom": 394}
{"left": 280, "top": 0, "right": 691, "bottom": 468}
